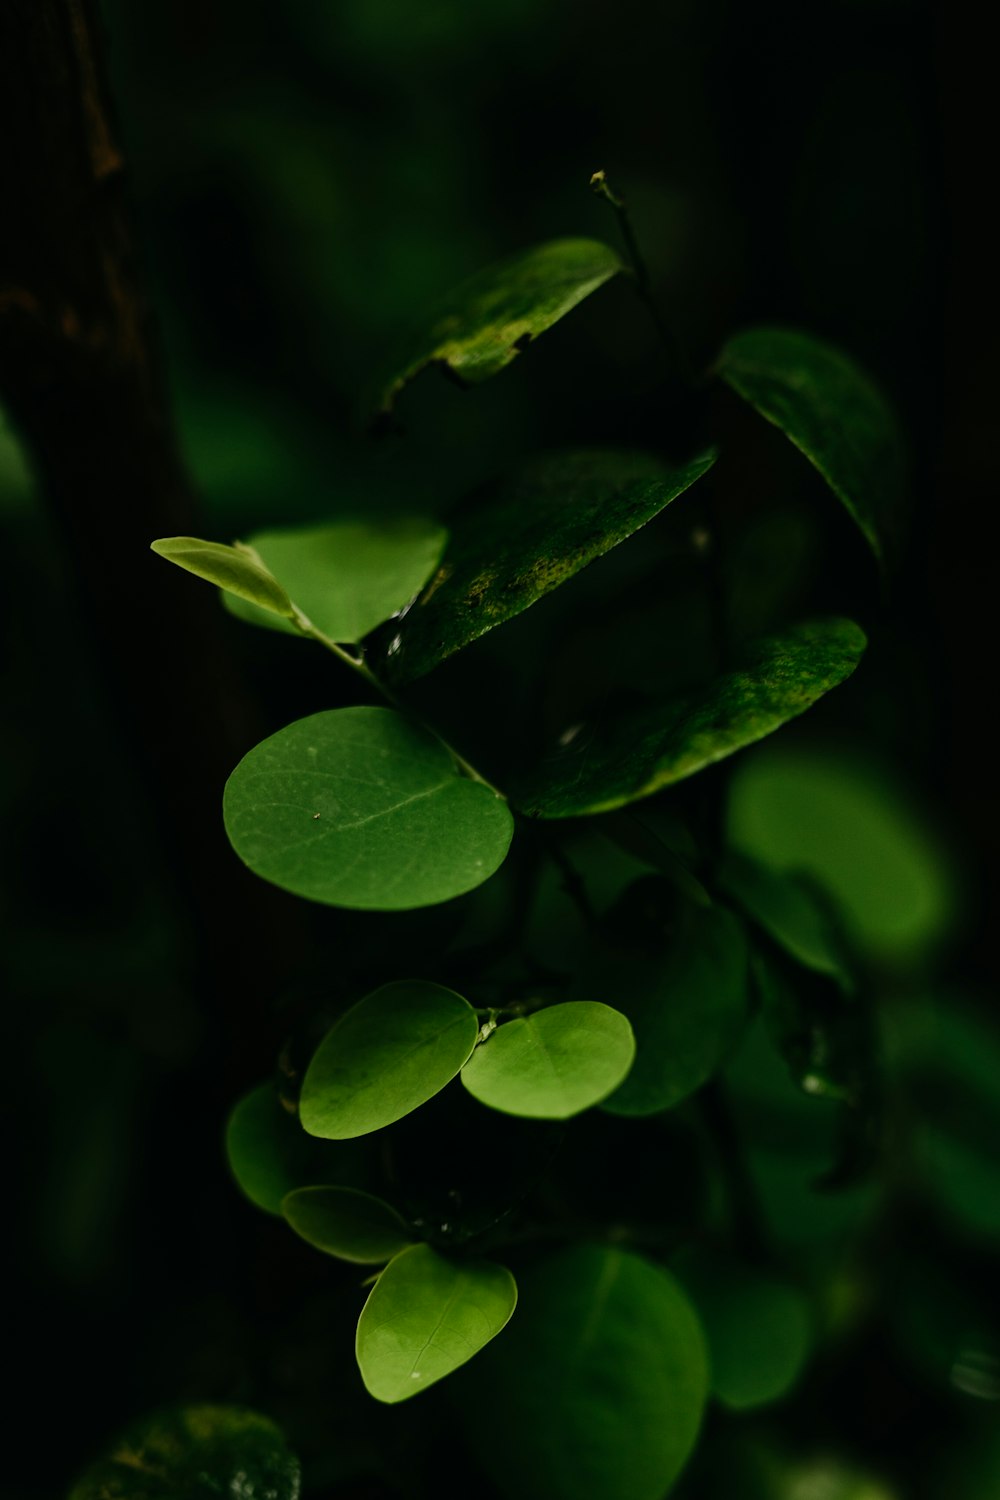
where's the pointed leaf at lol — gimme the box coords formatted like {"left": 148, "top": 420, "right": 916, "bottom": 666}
{"left": 716, "top": 327, "right": 905, "bottom": 563}
{"left": 369, "top": 448, "right": 716, "bottom": 685}
{"left": 719, "top": 851, "right": 852, "bottom": 986}
{"left": 282, "top": 1186, "right": 413, "bottom": 1263}
{"left": 225, "top": 1082, "right": 349, "bottom": 1215}
{"left": 356, "top": 1243, "right": 517, "bottom": 1402}
{"left": 375, "top": 238, "right": 622, "bottom": 413}
{"left": 515, "top": 618, "right": 866, "bottom": 817}
{"left": 151, "top": 535, "right": 294, "bottom": 618}
{"left": 460, "top": 1246, "right": 709, "bottom": 1500}
{"left": 223, "top": 706, "right": 514, "bottom": 910}
{"left": 461, "top": 1002, "right": 635, "bottom": 1119}
{"left": 300, "top": 981, "right": 479, "bottom": 1139}
{"left": 68, "top": 1405, "right": 300, "bottom": 1500}
{"left": 223, "top": 517, "right": 447, "bottom": 642}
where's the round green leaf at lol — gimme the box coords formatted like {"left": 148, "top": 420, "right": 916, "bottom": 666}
{"left": 68, "top": 1405, "right": 300, "bottom": 1500}
{"left": 151, "top": 535, "right": 294, "bottom": 618}
{"left": 461, "top": 1245, "right": 708, "bottom": 1500}
{"left": 225, "top": 1082, "right": 346, "bottom": 1215}
{"left": 222, "top": 517, "right": 447, "bottom": 643}
{"left": 461, "top": 1002, "right": 635, "bottom": 1119}
{"left": 716, "top": 327, "right": 905, "bottom": 563}
{"left": 375, "top": 237, "right": 622, "bottom": 413}
{"left": 356, "top": 1243, "right": 517, "bottom": 1402}
{"left": 223, "top": 706, "right": 514, "bottom": 910}
{"left": 515, "top": 618, "right": 866, "bottom": 818}
{"left": 370, "top": 449, "right": 715, "bottom": 685}
{"left": 282, "top": 1186, "right": 414, "bottom": 1264}
{"left": 590, "top": 904, "right": 749, "bottom": 1117}
{"left": 300, "top": 981, "right": 479, "bottom": 1139}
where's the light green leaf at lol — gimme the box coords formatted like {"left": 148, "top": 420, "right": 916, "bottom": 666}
{"left": 719, "top": 851, "right": 852, "bottom": 986}
{"left": 369, "top": 448, "right": 715, "bottom": 685}
{"left": 375, "top": 238, "right": 622, "bottom": 413}
{"left": 68, "top": 1405, "right": 300, "bottom": 1500}
{"left": 462, "top": 1246, "right": 709, "bottom": 1500}
{"left": 223, "top": 706, "right": 514, "bottom": 910}
{"left": 223, "top": 517, "right": 447, "bottom": 642}
{"left": 150, "top": 535, "right": 294, "bottom": 619}
{"left": 515, "top": 618, "right": 866, "bottom": 818}
{"left": 282, "top": 1186, "right": 413, "bottom": 1263}
{"left": 355, "top": 1243, "right": 517, "bottom": 1402}
{"left": 300, "top": 981, "right": 479, "bottom": 1139}
{"left": 592, "top": 904, "right": 749, "bottom": 1116}
{"left": 461, "top": 1002, "right": 635, "bottom": 1119}
{"left": 225, "top": 1082, "right": 345, "bottom": 1216}
{"left": 716, "top": 327, "right": 905, "bottom": 562}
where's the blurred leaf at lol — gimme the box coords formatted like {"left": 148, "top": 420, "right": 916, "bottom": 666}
{"left": 150, "top": 536, "right": 294, "bottom": 619}
{"left": 720, "top": 852, "right": 852, "bottom": 986}
{"left": 300, "top": 981, "right": 479, "bottom": 1139}
{"left": 282, "top": 1186, "right": 414, "bottom": 1263}
{"left": 223, "top": 707, "right": 514, "bottom": 910}
{"left": 225, "top": 1082, "right": 349, "bottom": 1215}
{"left": 68, "top": 1405, "right": 300, "bottom": 1499}
{"left": 355, "top": 1243, "right": 516, "bottom": 1402}
{"left": 374, "top": 238, "right": 622, "bottom": 413}
{"left": 461, "top": 1001, "right": 635, "bottom": 1119}
{"left": 602, "top": 807, "right": 712, "bottom": 908}
{"left": 223, "top": 517, "right": 447, "bottom": 642}
{"left": 726, "top": 743, "right": 959, "bottom": 966}
{"left": 369, "top": 448, "right": 715, "bottom": 684}
{"left": 717, "top": 327, "right": 905, "bottom": 562}
{"left": 462, "top": 1245, "right": 708, "bottom": 1500}
{"left": 516, "top": 619, "right": 866, "bottom": 817}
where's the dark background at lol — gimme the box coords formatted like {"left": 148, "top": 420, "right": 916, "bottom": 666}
{"left": 2, "top": 0, "right": 996, "bottom": 1495}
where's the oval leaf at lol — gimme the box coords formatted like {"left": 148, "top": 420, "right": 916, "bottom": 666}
{"left": 461, "top": 1246, "right": 708, "bottom": 1500}
{"left": 716, "top": 327, "right": 905, "bottom": 563}
{"left": 461, "top": 1001, "right": 635, "bottom": 1119}
{"left": 68, "top": 1405, "right": 300, "bottom": 1500}
{"left": 375, "top": 238, "right": 622, "bottom": 413}
{"left": 225, "top": 1082, "right": 348, "bottom": 1215}
{"left": 300, "top": 981, "right": 479, "bottom": 1139}
{"left": 282, "top": 1186, "right": 413, "bottom": 1263}
{"left": 719, "top": 851, "right": 852, "bottom": 986}
{"left": 356, "top": 1243, "right": 517, "bottom": 1402}
{"left": 369, "top": 449, "right": 716, "bottom": 684}
{"left": 583, "top": 902, "right": 749, "bottom": 1117}
{"left": 223, "top": 706, "right": 514, "bottom": 910}
{"left": 223, "top": 517, "right": 447, "bottom": 643}
{"left": 151, "top": 535, "right": 294, "bottom": 618}
{"left": 515, "top": 618, "right": 866, "bottom": 818}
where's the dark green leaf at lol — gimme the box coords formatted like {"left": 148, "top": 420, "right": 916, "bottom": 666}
{"left": 223, "top": 706, "right": 514, "bottom": 910}
{"left": 355, "top": 1243, "right": 517, "bottom": 1402}
{"left": 369, "top": 448, "right": 715, "bottom": 685}
{"left": 225, "top": 1082, "right": 346, "bottom": 1216}
{"left": 462, "top": 1245, "right": 708, "bottom": 1500}
{"left": 515, "top": 618, "right": 866, "bottom": 818}
{"left": 222, "top": 517, "right": 447, "bottom": 643}
{"left": 716, "top": 327, "right": 905, "bottom": 562}
{"left": 300, "top": 981, "right": 479, "bottom": 1139}
{"left": 375, "top": 238, "right": 622, "bottom": 413}
{"left": 461, "top": 1002, "right": 635, "bottom": 1119}
{"left": 68, "top": 1405, "right": 300, "bottom": 1500}
{"left": 150, "top": 536, "right": 294, "bottom": 618}
{"left": 719, "top": 852, "right": 852, "bottom": 986}
{"left": 282, "top": 1186, "right": 413, "bottom": 1263}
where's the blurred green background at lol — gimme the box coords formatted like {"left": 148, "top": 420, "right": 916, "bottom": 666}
{"left": 2, "top": 0, "right": 997, "bottom": 1496}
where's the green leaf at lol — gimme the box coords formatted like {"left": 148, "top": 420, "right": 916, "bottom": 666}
{"left": 225, "top": 1082, "right": 345, "bottom": 1216}
{"left": 374, "top": 238, "right": 622, "bottom": 413}
{"left": 369, "top": 449, "right": 716, "bottom": 685}
{"left": 515, "top": 618, "right": 866, "bottom": 817}
{"left": 355, "top": 1243, "right": 517, "bottom": 1402}
{"left": 589, "top": 902, "right": 749, "bottom": 1117}
{"left": 223, "top": 706, "right": 514, "bottom": 910}
{"left": 300, "top": 980, "right": 479, "bottom": 1139}
{"left": 150, "top": 535, "right": 294, "bottom": 619}
{"left": 674, "top": 1249, "right": 813, "bottom": 1410}
{"left": 716, "top": 327, "right": 905, "bottom": 562}
{"left": 461, "top": 1002, "right": 635, "bottom": 1119}
{"left": 719, "top": 852, "right": 852, "bottom": 986}
{"left": 68, "top": 1405, "right": 300, "bottom": 1500}
{"left": 462, "top": 1246, "right": 708, "bottom": 1500}
{"left": 282, "top": 1186, "right": 413, "bottom": 1263}
{"left": 222, "top": 517, "right": 447, "bottom": 643}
